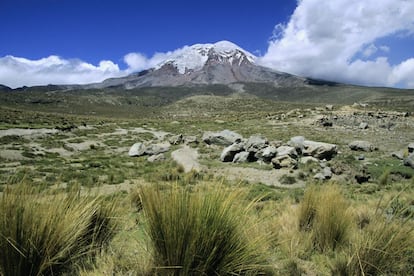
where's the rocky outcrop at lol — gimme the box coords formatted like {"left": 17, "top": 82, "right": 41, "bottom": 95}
{"left": 302, "top": 140, "right": 337, "bottom": 160}
{"left": 276, "top": 146, "right": 298, "bottom": 159}
{"left": 244, "top": 135, "right": 268, "bottom": 153}
{"left": 261, "top": 146, "right": 277, "bottom": 162}
{"left": 288, "top": 136, "right": 305, "bottom": 153}
{"left": 220, "top": 142, "right": 244, "bottom": 162}
{"left": 215, "top": 132, "right": 338, "bottom": 174}
{"left": 202, "top": 130, "right": 242, "bottom": 146}
{"left": 233, "top": 151, "right": 252, "bottom": 163}
{"left": 271, "top": 155, "right": 297, "bottom": 169}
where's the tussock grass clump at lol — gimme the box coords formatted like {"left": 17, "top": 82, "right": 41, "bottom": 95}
{"left": 139, "top": 184, "right": 270, "bottom": 275}
{"left": 298, "top": 184, "right": 352, "bottom": 252}
{"left": 344, "top": 197, "right": 414, "bottom": 276}
{"left": 0, "top": 184, "right": 119, "bottom": 276}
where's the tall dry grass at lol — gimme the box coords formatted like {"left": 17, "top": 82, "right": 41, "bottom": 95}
{"left": 298, "top": 184, "right": 352, "bottom": 252}
{"left": 0, "top": 184, "right": 118, "bottom": 276}
{"left": 344, "top": 195, "right": 414, "bottom": 275}
{"left": 138, "top": 184, "right": 270, "bottom": 275}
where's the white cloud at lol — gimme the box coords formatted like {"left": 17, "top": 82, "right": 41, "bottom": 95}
{"left": 0, "top": 55, "right": 125, "bottom": 88}
{"left": 0, "top": 45, "right": 198, "bottom": 88}
{"left": 259, "top": 0, "right": 414, "bottom": 88}
{"left": 123, "top": 53, "right": 150, "bottom": 72}
{"left": 362, "top": 44, "right": 378, "bottom": 58}
{"left": 379, "top": 45, "right": 390, "bottom": 53}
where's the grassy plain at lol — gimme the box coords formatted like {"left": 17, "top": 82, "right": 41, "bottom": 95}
{"left": 0, "top": 85, "right": 413, "bottom": 275}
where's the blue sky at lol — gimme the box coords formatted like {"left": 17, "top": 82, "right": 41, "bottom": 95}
{"left": 1, "top": 0, "right": 414, "bottom": 88}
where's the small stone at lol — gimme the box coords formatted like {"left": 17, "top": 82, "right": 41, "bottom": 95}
{"left": 391, "top": 151, "right": 405, "bottom": 160}
{"left": 349, "top": 140, "right": 376, "bottom": 152}
{"left": 408, "top": 143, "right": 414, "bottom": 153}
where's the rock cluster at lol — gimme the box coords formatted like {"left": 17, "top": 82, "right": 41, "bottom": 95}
{"left": 208, "top": 131, "right": 338, "bottom": 179}
{"left": 390, "top": 142, "right": 414, "bottom": 169}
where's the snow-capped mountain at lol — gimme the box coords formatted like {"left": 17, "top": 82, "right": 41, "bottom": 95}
{"left": 155, "top": 41, "right": 256, "bottom": 73}
{"left": 93, "top": 40, "right": 306, "bottom": 89}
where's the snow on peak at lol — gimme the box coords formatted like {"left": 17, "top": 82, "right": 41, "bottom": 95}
{"left": 156, "top": 41, "right": 256, "bottom": 74}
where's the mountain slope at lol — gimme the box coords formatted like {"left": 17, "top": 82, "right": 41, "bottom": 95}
{"left": 89, "top": 41, "right": 307, "bottom": 89}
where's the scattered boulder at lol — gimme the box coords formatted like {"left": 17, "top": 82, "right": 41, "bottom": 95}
{"left": 169, "top": 134, "right": 183, "bottom": 145}
{"left": 128, "top": 143, "right": 146, "bottom": 157}
{"left": 318, "top": 117, "right": 333, "bottom": 127}
{"left": 220, "top": 142, "right": 244, "bottom": 162}
{"left": 404, "top": 154, "right": 414, "bottom": 169}
{"left": 147, "top": 153, "right": 166, "bottom": 162}
{"left": 391, "top": 150, "right": 405, "bottom": 160}
{"left": 202, "top": 130, "right": 243, "bottom": 146}
{"left": 325, "top": 104, "right": 334, "bottom": 111}
{"left": 144, "top": 143, "right": 171, "bottom": 155}
{"left": 314, "top": 173, "right": 325, "bottom": 180}
{"left": 355, "top": 169, "right": 371, "bottom": 184}
{"left": 408, "top": 143, "right": 414, "bottom": 153}
{"left": 276, "top": 146, "right": 298, "bottom": 159}
{"left": 261, "top": 146, "right": 277, "bottom": 162}
{"left": 233, "top": 151, "right": 252, "bottom": 163}
{"left": 314, "top": 165, "right": 333, "bottom": 180}
{"left": 322, "top": 167, "right": 332, "bottom": 179}
{"left": 348, "top": 140, "right": 376, "bottom": 152}
{"left": 302, "top": 140, "right": 337, "bottom": 160}
{"left": 271, "top": 155, "right": 298, "bottom": 169}
{"left": 288, "top": 136, "right": 305, "bottom": 153}
{"left": 300, "top": 156, "right": 319, "bottom": 164}
{"left": 359, "top": 122, "right": 369, "bottom": 129}
{"left": 244, "top": 135, "right": 268, "bottom": 153}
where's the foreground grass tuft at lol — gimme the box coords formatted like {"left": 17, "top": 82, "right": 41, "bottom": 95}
{"left": 344, "top": 199, "right": 414, "bottom": 275}
{"left": 139, "top": 184, "right": 270, "bottom": 275}
{"left": 298, "top": 184, "right": 352, "bottom": 252}
{"left": 0, "top": 184, "right": 119, "bottom": 276}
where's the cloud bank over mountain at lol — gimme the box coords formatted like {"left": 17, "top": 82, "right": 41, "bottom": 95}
{"left": 259, "top": 0, "right": 414, "bottom": 88}
{"left": 0, "top": 55, "right": 124, "bottom": 88}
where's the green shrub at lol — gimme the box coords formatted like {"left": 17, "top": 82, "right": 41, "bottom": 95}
{"left": 139, "top": 184, "right": 270, "bottom": 275}
{"left": 0, "top": 184, "right": 118, "bottom": 276}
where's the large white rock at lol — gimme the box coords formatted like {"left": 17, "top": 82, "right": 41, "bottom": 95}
{"left": 303, "top": 140, "right": 337, "bottom": 160}
{"left": 128, "top": 143, "right": 146, "bottom": 157}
